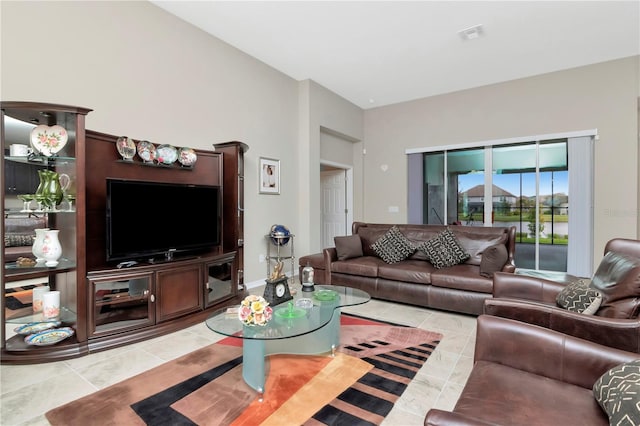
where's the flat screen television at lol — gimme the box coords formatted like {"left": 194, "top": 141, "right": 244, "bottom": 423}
{"left": 106, "top": 179, "right": 221, "bottom": 262}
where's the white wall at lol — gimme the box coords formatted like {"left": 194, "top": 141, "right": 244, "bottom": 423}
{"left": 363, "top": 56, "right": 640, "bottom": 268}
{"left": 1, "top": 1, "right": 363, "bottom": 284}
{"left": 0, "top": 2, "right": 300, "bottom": 283}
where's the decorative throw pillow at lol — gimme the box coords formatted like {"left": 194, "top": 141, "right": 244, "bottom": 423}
{"left": 593, "top": 359, "right": 640, "bottom": 426}
{"left": 556, "top": 279, "right": 603, "bottom": 314}
{"left": 334, "top": 235, "right": 363, "bottom": 260}
{"left": 480, "top": 244, "right": 509, "bottom": 278}
{"left": 416, "top": 228, "right": 470, "bottom": 269}
{"left": 4, "top": 233, "right": 35, "bottom": 247}
{"left": 370, "top": 226, "right": 415, "bottom": 264}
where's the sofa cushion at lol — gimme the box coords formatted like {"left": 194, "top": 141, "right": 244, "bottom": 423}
{"left": 590, "top": 252, "right": 640, "bottom": 318}
{"left": 370, "top": 226, "right": 415, "bottom": 264}
{"left": 480, "top": 243, "right": 509, "bottom": 278}
{"left": 556, "top": 279, "right": 603, "bottom": 315}
{"left": 593, "top": 359, "right": 640, "bottom": 425}
{"left": 430, "top": 264, "right": 494, "bottom": 293}
{"left": 455, "top": 360, "right": 609, "bottom": 425}
{"left": 4, "top": 233, "right": 35, "bottom": 247}
{"left": 334, "top": 235, "right": 363, "bottom": 260}
{"left": 331, "top": 256, "right": 385, "bottom": 278}
{"left": 377, "top": 260, "right": 434, "bottom": 284}
{"left": 456, "top": 229, "right": 509, "bottom": 266}
{"left": 417, "top": 228, "right": 470, "bottom": 269}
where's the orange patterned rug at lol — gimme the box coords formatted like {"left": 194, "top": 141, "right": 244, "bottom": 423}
{"left": 46, "top": 315, "right": 442, "bottom": 425}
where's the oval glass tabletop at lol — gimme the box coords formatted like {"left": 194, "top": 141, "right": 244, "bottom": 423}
{"left": 206, "top": 285, "right": 370, "bottom": 340}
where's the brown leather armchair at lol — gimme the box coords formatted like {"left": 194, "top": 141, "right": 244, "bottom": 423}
{"left": 484, "top": 238, "right": 640, "bottom": 353}
{"left": 424, "top": 315, "right": 639, "bottom": 426}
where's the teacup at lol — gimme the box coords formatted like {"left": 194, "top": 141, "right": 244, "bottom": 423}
{"left": 10, "top": 144, "right": 33, "bottom": 157}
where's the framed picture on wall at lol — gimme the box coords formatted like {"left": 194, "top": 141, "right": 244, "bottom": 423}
{"left": 259, "top": 157, "right": 280, "bottom": 194}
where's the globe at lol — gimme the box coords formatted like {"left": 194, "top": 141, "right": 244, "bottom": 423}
{"left": 270, "top": 224, "right": 291, "bottom": 246}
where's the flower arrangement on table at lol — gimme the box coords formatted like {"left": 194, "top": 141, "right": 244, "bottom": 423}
{"left": 238, "top": 295, "right": 273, "bottom": 326}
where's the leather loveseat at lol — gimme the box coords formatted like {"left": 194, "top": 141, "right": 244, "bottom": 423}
{"left": 320, "top": 222, "right": 516, "bottom": 315}
{"left": 425, "top": 315, "right": 639, "bottom": 425}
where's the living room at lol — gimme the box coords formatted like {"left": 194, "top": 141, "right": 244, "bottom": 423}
{"left": 1, "top": 1, "right": 639, "bottom": 424}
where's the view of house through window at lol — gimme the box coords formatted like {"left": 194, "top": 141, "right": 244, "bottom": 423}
{"left": 423, "top": 140, "right": 569, "bottom": 272}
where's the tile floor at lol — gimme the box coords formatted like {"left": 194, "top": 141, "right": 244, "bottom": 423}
{"left": 0, "top": 291, "right": 476, "bottom": 425}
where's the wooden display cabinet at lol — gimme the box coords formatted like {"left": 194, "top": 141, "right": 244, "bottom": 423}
{"left": 1, "top": 102, "right": 92, "bottom": 363}
{"left": 1, "top": 103, "right": 247, "bottom": 364}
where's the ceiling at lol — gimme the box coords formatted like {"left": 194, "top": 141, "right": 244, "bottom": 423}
{"left": 151, "top": 1, "right": 640, "bottom": 109}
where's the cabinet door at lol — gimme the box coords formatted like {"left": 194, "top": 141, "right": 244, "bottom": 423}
{"left": 156, "top": 264, "right": 202, "bottom": 322}
{"left": 205, "top": 259, "right": 235, "bottom": 308}
{"left": 89, "top": 272, "right": 154, "bottom": 338}
{"left": 4, "top": 160, "right": 42, "bottom": 194}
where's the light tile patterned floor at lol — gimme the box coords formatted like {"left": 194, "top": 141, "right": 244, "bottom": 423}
{"left": 0, "top": 295, "right": 475, "bottom": 425}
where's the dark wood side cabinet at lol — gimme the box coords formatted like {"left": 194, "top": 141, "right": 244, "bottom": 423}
{"left": 214, "top": 141, "right": 248, "bottom": 291}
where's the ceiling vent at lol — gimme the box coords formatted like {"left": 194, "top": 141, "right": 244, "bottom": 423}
{"left": 458, "top": 24, "right": 484, "bottom": 41}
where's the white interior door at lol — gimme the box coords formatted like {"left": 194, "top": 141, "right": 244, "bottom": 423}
{"left": 321, "top": 169, "right": 347, "bottom": 248}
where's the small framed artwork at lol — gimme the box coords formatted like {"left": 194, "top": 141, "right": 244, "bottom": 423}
{"left": 259, "top": 157, "right": 280, "bottom": 194}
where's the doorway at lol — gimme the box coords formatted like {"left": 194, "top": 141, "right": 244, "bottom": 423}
{"left": 320, "top": 162, "right": 353, "bottom": 248}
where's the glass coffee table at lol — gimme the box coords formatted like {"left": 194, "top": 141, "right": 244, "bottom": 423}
{"left": 206, "top": 285, "right": 370, "bottom": 398}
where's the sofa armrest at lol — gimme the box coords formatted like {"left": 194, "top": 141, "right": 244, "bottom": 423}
{"left": 424, "top": 409, "right": 495, "bottom": 426}
{"left": 474, "top": 315, "right": 638, "bottom": 389}
{"left": 493, "top": 271, "right": 566, "bottom": 303}
{"left": 323, "top": 247, "right": 337, "bottom": 285}
{"left": 484, "top": 297, "right": 640, "bottom": 353}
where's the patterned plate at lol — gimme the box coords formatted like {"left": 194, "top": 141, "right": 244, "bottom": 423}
{"left": 178, "top": 147, "right": 197, "bottom": 167}
{"left": 30, "top": 125, "right": 68, "bottom": 156}
{"left": 14, "top": 320, "right": 61, "bottom": 335}
{"left": 24, "top": 327, "right": 74, "bottom": 346}
{"left": 156, "top": 144, "right": 178, "bottom": 165}
{"left": 137, "top": 140, "right": 156, "bottom": 163}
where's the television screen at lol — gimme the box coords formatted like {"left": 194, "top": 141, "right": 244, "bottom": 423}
{"left": 106, "top": 179, "right": 221, "bottom": 262}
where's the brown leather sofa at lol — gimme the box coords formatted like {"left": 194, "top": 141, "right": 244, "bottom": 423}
{"left": 320, "top": 222, "right": 516, "bottom": 315}
{"left": 425, "top": 315, "right": 639, "bottom": 426}
{"left": 484, "top": 238, "right": 640, "bottom": 353}
{"left": 4, "top": 215, "right": 46, "bottom": 262}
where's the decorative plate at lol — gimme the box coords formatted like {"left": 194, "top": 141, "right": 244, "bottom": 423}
{"left": 24, "top": 327, "right": 74, "bottom": 346}
{"left": 314, "top": 289, "right": 338, "bottom": 301}
{"left": 30, "top": 125, "right": 68, "bottom": 157}
{"left": 178, "top": 147, "right": 197, "bottom": 167}
{"left": 156, "top": 144, "right": 178, "bottom": 165}
{"left": 137, "top": 140, "right": 156, "bottom": 163}
{"left": 116, "top": 136, "right": 136, "bottom": 161}
{"left": 14, "top": 320, "right": 61, "bottom": 335}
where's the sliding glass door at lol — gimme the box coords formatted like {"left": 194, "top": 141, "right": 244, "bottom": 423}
{"left": 420, "top": 140, "right": 570, "bottom": 272}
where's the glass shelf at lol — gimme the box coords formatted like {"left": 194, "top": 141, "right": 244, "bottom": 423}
{"left": 5, "top": 155, "right": 75, "bottom": 166}
{"left": 5, "top": 306, "right": 77, "bottom": 324}
{"left": 5, "top": 259, "right": 76, "bottom": 281}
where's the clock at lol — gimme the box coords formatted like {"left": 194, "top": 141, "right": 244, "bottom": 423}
{"left": 263, "top": 276, "right": 293, "bottom": 306}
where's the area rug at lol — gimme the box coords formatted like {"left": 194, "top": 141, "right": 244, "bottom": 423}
{"left": 46, "top": 315, "right": 442, "bottom": 425}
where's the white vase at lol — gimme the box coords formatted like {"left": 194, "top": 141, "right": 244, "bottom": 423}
{"left": 41, "top": 229, "right": 62, "bottom": 267}
{"left": 32, "top": 228, "right": 50, "bottom": 263}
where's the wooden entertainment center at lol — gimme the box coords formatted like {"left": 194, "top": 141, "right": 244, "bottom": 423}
{"left": 1, "top": 102, "right": 247, "bottom": 363}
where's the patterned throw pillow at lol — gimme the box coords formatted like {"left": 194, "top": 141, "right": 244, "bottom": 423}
{"left": 417, "top": 228, "right": 470, "bottom": 269}
{"left": 370, "top": 226, "right": 415, "bottom": 264}
{"left": 556, "top": 279, "right": 603, "bottom": 315}
{"left": 593, "top": 359, "right": 640, "bottom": 426}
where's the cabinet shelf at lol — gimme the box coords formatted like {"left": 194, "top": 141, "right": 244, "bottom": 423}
{"left": 5, "top": 155, "right": 75, "bottom": 166}
{"left": 116, "top": 159, "right": 194, "bottom": 170}
{"left": 5, "top": 306, "right": 77, "bottom": 325}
